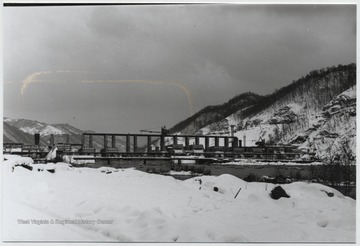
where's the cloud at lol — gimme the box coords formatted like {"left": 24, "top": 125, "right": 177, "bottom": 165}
{"left": 82, "top": 79, "right": 193, "bottom": 114}
{"left": 3, "top": 4, "right": 356, "bottom": 132}
{"left": 87, "top": 7, "right": 136, "bottom": 39}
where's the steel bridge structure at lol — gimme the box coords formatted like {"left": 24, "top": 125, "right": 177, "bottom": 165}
{"left": 80, "top": 132, "right": 240, "bottom": 154}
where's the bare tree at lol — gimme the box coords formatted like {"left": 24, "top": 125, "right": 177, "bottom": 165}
{"left": 320, "top": 139, "right": 356, "bottom": 196}
{"left": 338, "top": 139, "right": 356, "bottom": 196}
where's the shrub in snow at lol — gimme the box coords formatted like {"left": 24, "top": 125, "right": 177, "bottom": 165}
{"left": 203, "top": 169, "right": 212, "bottom": 175}
{"left": 270, "top": 186, "right": 290, "bottom": 200}
{"left": 244, "top": 173, "right": 257, "bottom": 182}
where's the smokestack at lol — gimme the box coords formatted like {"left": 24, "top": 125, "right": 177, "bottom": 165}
{"left": 232, "top": 137, "right": 238, "bottom": 147}
{"left": 66, "top": 134, "right": 70, "bottom": 144}
{"left": 50, "top": 134, "right": 55, "bottom": 146}
{"left": 34, "top": 133, "right": 40, "bottom": 145}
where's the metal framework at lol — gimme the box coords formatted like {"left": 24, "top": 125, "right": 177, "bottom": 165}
{"left": 81, "top": 132, "right": 239, "bottom": 153}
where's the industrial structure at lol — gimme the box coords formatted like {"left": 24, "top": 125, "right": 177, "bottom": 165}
{"left": 80, "top": 132, "right": 240, "bottom": 154}
{"left": 3, "top": 127, "right": 307, "bottom": 164}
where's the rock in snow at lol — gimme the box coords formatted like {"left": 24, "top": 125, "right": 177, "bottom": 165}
{"left": 270, "top": 186, "right": 290, "bottom": 200}
{"left": 2, "top": 155, "right": 355, "bottom": 242}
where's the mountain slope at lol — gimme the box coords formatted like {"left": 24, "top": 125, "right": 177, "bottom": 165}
{"left": 297, "top": 86, "right": 356, "bottom": 159}
{"left": 171, "top": 64, "right": 355, "bottom": 136}
{"left": 172, "top": 64, "right": 356, "bottom": 160}
{"left": 169, "top": 92, "right": 264, "bottom": 135}
{"left": 3, "top": 118, "right": 127, "bottom": 150}
{"left": 3, "top": 118, "right": 86, "bottom": 146}
{"left": 4, "top": 118, "right": 83, "bottom": 137}
{"left": 3, "top": 122, "right": 48, "bottom": 146}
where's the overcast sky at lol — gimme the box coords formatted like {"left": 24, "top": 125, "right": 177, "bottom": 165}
{"left": 3, "top": 4, "right": 356, "bottom": 133}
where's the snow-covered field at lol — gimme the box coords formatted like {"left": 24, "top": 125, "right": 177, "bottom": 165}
{"left": 2, "top": 155, "right": 356, "bottom": 242}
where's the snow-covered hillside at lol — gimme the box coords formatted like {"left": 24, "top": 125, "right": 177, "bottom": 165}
{"left": 3, "top": 121, "right": 43, "bottom": 145}
{"left": 298, "top": 87, "right": 356, "bottom": 159}
{"left": 3, "top": 155, "right": 356, "bottom": 242}
{"left": 198, "top": 86, "right": 356, "bottom": 161}
{"left": 190, "top": 65, "right": 356, "bottom": 161}
{"left": 20, "top": 125, "right": 65, "bottom": 136}
{"left": 4, "top": 118, "right": 82, "bottom": 136}
{"left": 3, "top": 118, "right": 127, "bottom": 150}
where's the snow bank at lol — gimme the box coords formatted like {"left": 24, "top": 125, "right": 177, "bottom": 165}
{"left": 62, "top": 155, "right": 95, "bottom": 165}
{"left": 220, "top": 159, "right": 324, "bottom": 166}
{"left": 2, "top": 155, "right": 355, "bottom": 242}
{"left": 168, "top": 170, "right": 192, "bottom": 175}
{"left": 3, "top": 154, "right": 23, "bottom": 160}
{"left": 3, "top": 154, "right": 34, "bottom": 173}
{"left": 3, "top": 155, "right": 73, "bottom": 174}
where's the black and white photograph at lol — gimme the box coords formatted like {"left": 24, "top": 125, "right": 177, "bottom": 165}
{"left": 2, "top": 1, "right": 357, "bottom": 243}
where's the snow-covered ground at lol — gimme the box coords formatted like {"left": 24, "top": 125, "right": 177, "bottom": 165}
{"left": 219, "top": 159, "right": 324, "bottom": 166}
{"left": 2, "top": 155, "right": 356, "bottom": 242}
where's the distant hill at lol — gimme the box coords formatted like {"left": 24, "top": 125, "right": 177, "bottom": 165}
{"left": 3, "top": 118, "right": 84, "bottom": 136}
{"left": 3, "top": 121, "right": 48, "bottom": 146}
{"left": 3, "top": 118, "right": 125, "bottom": 150}
{"left": 170, "top": 63, "right": 356, "bottom": 160}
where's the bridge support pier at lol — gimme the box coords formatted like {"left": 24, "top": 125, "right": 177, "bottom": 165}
{"left": 195, "top": 137, "right": 200, "bottom": 145}
{"left": 112, "top": 135, "right": 116, "bottom": 148}
{"left": 173, "top": 136, "right": 178, "bottom": 145}
{"left": 224, "top": 137, "right": 229, "bottom": 148}
{"left": 215, "top": 137, "right": 219, "bottom": 147}
{"left": 133, "top": 136, "right": 138, "bottom": 152}
{"left": 89, "top": 135, "right": 93, "bottom": 147}
{"left": 126, "top": 135, "right": 130, "bottom": 153}
{"left": 103, "top": 135, "right": 108, "bottom": 148}
{"left": 185, "top": 136, "right": 189, "bottom": 149}
{"left": 205, "top": 137, "right": 209, "bottom": 149}
{"left": 147, "top": 136, "right": 152, "bottom": 153}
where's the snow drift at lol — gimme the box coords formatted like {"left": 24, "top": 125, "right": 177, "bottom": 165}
{"left": 2, "top": 156, "right": 355, "bottom": 242}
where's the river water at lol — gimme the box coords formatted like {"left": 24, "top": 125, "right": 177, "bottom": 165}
{"left": 86, "top": 159, "right": 356, "bottom": 199}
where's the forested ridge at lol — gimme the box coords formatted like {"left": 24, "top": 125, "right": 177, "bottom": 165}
{"left": 170, "top": 63, "right": 356, "bottom": 135}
